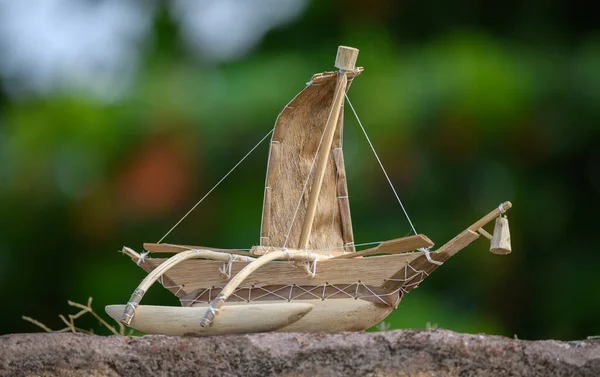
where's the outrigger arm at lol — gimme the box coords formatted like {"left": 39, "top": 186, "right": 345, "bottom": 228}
{"left": 119, "top": 247, "right": 321, "bottom": 327}
{"left": 119, "top": 249, "right": 255, "bottom": 325}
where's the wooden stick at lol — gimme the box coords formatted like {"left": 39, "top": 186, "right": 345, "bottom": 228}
{"left": 434, "top": 229, "right": 480, "bottom": 258}
{"left": 143, "top": 243, "right": 251, "bottom": 257}
{"left": 120, "top": 249, "right": 254, "bottom": 325}
{"left": 260, "top": 141, "right": 280, "bottom": 246}
{"left": 332, "top": 234, "right": 434, "bottom": 259}
{"left": 200, "top": 250, "right": 320, "bottom": 327}
{"left": 468, "top": 201, "right": 512, "bottom": 231}
{"left": 477, "top": 228, "right": 493, "bottom": 240}
{"left": 333, "top": 148, "right": 355, "bottom": 253}
{"left": 144, "top": 252, "right": 429, "bottom": 291}
{"left": 249, "top": 246, "right": 342, "bottom": 258}
{"left": 298, "top": 47, "right": 359, "bottom": 249}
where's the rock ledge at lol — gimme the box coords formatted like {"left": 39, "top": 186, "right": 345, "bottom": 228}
{"left": 1, "top": 330, "right": 599, "bottom": 376}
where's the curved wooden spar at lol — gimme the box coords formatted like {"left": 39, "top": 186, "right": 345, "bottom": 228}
{"left": 298, "top": 47, "right": 358, "bottom": 249}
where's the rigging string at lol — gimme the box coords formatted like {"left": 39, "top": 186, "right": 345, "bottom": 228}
{"left": 344, "top": 93, "right": 418, "bottom": 235}
{"left": 283, "top": 76, "right": 345, "bottom": 248}
{"left": 157, "top": 128, "right": 274, "bottom": 244}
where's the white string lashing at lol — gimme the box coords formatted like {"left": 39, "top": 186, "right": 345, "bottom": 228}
{"left": 136, "top": 251, "right": 149, "bottom": 266}
{"left": 181, "top": 261, "right": 430, "bottom": 307}
{"left": 345, "top": 94, "right": 418, "bottom": 235}
{"left": 218, "top": 254, "right": 234, "bottom": 279}
{"left": 419, "top": 247, "right": 443, "bottom": 266}
{"left": 343, "top": 242, "right": 354, "bottom": 255}
{"left": 498, "top": 203, "right": 506, "bottom": 214}
{"left": 157, "top": 128, "right": 274, "bottom": 244}
{"left": 303, "top": 255, "right": 319, "bottom": 279}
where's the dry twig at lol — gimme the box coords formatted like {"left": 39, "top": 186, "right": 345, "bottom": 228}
{"left": 22, "top": 297, "right": 132, "bottom": 336}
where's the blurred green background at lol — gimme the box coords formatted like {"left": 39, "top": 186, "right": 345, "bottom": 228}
{"left": 1, "top": 0, "right": 598, "bottom": 340}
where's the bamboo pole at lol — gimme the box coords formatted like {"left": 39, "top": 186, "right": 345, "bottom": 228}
{"left": 298, "top": 46, "right": 358, "bottom": 249}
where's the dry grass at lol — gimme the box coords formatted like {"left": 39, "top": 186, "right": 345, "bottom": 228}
{"left": 375, "top": 321, "right": 391, "bottom": 331}
{"left": 22, "top": 297, "right": 133, "bottom": 336}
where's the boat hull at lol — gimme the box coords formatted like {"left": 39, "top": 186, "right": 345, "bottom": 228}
{"left": 188, "top": 298, "right": 393, "bottom": 332}
{"left": 106, "top": 298, "right": 391, "bottom": 336}
{"left": 277, "top": 298, "right": 392, "bottom": 332}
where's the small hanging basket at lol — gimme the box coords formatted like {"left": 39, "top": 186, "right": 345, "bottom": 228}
{"left": 490, "top": 216, "right": 511, "bottom": 255}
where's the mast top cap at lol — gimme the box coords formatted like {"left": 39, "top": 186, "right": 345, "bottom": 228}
{"left": 335, "top": 46, "right": 359, "bottom": 71}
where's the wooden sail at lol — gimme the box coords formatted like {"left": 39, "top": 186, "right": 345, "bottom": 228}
{"left": 260, "top": 68, "right": 362, "bottom": 252}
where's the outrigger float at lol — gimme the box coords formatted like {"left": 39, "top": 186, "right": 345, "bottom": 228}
{"left": 106, "top": 46, "right": 513, "bottom": 336}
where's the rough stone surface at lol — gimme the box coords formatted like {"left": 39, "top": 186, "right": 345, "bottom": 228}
{"left": 0, "top": 330, "right": 599, "bottom": 376}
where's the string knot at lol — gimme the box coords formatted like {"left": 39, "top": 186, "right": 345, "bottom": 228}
{"left": 219, "top": 254, "right": 234, "bottom": 279}
{"left": 206, "top": 305, "right": 219, "bottom": 316}
{"left": 498, "top": 203, "right": 506, "bottom": 214}
{"left": 137, "top": 252, "right": 149, "bottom": 266}
{"left": 304, "top": 255, "right": 319, "bottom": 279}
{"left": 419, "top": 247, "right": 443, "bottom": 266}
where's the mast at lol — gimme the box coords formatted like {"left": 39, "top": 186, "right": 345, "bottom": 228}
{"left": 298, "top": 46, "right": 359, "bottom": 249}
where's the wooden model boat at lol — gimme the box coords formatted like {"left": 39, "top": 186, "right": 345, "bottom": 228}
{"left": 106, "top": 46, "right": 513, "bottom": 336}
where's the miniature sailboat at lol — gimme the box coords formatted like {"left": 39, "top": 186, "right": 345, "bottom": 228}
{"left": 106, "top": 46, "right": 513, "bottom": 336}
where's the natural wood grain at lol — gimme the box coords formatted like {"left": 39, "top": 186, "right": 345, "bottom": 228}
{"left": 468, "top": 201, "right": 512, "bottom": 231}
{"left": 143, "top": 243, "right": 252, "bottom": 257}
{"left": 144, "top": 252, "right": 425, "bottom": 294}
{"left": 298, "top": 72, "right": 348, "bottom": 249}
{"left": 122, "top": 247, "right": 185, "bottom": 298}
{"left": 249, "top": 246, "right": 344, "bottom": 258}
{"left": 434, "top": 229, "right": 480, "bottom": 259}
{"left": 477, "top": 228, "right": 493, "bottom": 240}
{"left": 333, "top": 148, "right": 355, "bottom": 253}
{"left": 200, "top": 250, "right": 320, "bottom": 326}
{"left": 381, "top": 230, "right": 480, "bottom": 293}
{"left": 259, "top": 66, "right": 361, "bottom": 251}
{"left": 490, "top": 216, "right": 511, "bottom": 254}
{"left": 333, "top": 234, "right": 434, "bottom": 259}
{"left": 106, "top": 303, "right": 314, "bottom": 336}
{"left": 260, "top": 141, "right": 280, "bottom": 245}
{"left": 335, "top": 46, "right": 360, "bottom": 71}
{"left": 120, "top": 249, "right": 255, "bottom": 325}
{"left": 279, "top": 298, "right": 391, "bottom": 332}
{"left": 260, "top": 187, "right": 272, "bottom": 245}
